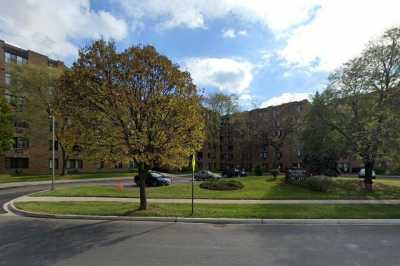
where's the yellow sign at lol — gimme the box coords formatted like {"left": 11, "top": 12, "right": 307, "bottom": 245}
{"left": 192, "top": 153, "right": 196, "bottom": 172}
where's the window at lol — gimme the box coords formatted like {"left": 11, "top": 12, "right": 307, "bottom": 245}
{"left": 262, "top": 144, "right": 268, "bottom": 152}
{"left": 17, "top": 56, "right": 27, "bottom": 64}
{"left": 66, "top": 159, "right": 83, "bottom": 169}
{"left": 5, "top": 73, "right": 11, "bottom": 85}
{"left": 49, "top": 159, "right": 59, "bottom": 169}
{"left": 14, "top": 120, "right": 29, "bottom": 128}
{"left": 261, "top": 152, "right": 268, "bottom": 159}
{"left": 114, "top": 162, "right": 123, "bottom": 169}
{"left": 98, "top": 161, "right": 105, "bottom": 169}
{"left": 5, "top": 52, "right": 26, "bottom": 64}
{"left": 5, "top": 157, "right": 29, "bottom": 169}
{"left": 297, "top": 104, "right": 303, "bottom": 113}
{"left": 49, "top": 140, "right": 59, "bottom": 151}
{"left": 5, "top": 52, "right": 16, "bottom": 64}
{"left": 14, "top": 137, "right": 30, "bottom": 149}
{"left": 48, "top": 60, "right": 58, "bottom": 68}
{"left": 272, "top": 110, "right": 278, "bottom": 119}
{"left": 129, "top": 161, "right": 135, "bottom": 169}
{"left": 72, "top": 145, "right": 81, "bottom": 152}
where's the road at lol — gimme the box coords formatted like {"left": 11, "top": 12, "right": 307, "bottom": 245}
{"left": 1, "top": 179, "right": 400, "bottom": 265}
{"left": 0, "top": 175, "right": 190, "bottom": 214}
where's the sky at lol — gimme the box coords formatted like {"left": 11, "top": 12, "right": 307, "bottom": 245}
{"left": 1, "top": 0, "right": 400, "bottom": 110}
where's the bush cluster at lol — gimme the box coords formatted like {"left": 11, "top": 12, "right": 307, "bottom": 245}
{"left": 270, "top": 169, "right": 280, "bottom": 180}
{"left": 299, "top": 176, "right": 334, "bottom": 193}
{"left": 253, "top": 165, "right": 263, "bottom": 176}
{"left": 200, "top": 180, "right": 244, "bottom": 191}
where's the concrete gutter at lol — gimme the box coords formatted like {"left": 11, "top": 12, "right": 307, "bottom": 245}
{"left": 15, "top": 195, "right": 400, "bottom": 205}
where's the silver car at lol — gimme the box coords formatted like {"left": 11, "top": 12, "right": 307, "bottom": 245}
{"left": 194, "top": 170, "right": 221, "bottom": 181}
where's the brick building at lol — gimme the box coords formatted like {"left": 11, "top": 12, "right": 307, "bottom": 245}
{"left": 196, "top": 100, "right": 310, "bottom": 172}
{"left": 0, "top": 40, "right": 132, "bottom": 174}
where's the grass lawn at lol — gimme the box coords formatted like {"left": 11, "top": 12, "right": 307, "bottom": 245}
{"left": 0, "top": 171, "right": 136, "bottom": 184}
{"left": 34, "top": 176, "right": 400, "bottom": 200}
{"left": 15, "top": 201, "right": 400, "bottom": 219}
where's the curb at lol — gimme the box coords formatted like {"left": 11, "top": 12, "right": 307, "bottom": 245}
{"left": 8, "top": 200, "right": 400, "bottom": 225}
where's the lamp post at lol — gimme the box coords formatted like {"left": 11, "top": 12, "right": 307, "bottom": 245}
{"left": 51, "top": 115, "right": 55, "bottom": 191}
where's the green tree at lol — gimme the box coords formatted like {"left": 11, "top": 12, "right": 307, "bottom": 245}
{"left": 0, "top": 95, "right": 14, "bottom": 153}
{"left": 7, "top": 64, "right": 78, "bottom": 175}
{"left": 61, "top": 40, "right": 205, "bottom": 210}
{"left": 314, "top": 27, "right": 400, "bottom": 190}
{"left": 302, "top": 92, "right": 346, "bottom": 175}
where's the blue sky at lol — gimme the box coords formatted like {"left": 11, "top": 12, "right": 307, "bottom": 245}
{"left": 1, "top": 0, "right": 400, "bottom": 109}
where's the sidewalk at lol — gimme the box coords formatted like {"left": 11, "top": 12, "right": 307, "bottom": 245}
{"left": 0, "top": 176, "right": 132, "bottom": 190}
{"left": 15, "top": 196, "right": 400, "bottom": 205}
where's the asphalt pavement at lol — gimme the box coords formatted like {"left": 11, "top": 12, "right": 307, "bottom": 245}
{"left": 1, "top": 178, "right": 400, "bottom": 265}
{"left": 1, "top": 215, "right": 400, "bottom": 266}
{"left": 0, "top": 179, "right": 134, "bottom": 214}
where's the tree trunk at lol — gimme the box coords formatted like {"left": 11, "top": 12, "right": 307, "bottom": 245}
{"left": 364, "top": 160, "right": 374, "bottom": 192}
{"left": 138, "top": 162, "right": 148, "bottom": 210}
{"left": 60, "top": 148, "right": 66, "bottom": 176}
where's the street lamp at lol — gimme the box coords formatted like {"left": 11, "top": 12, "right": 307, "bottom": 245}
{"left": 50, "top": 114, "right": 56, "bottom": 191}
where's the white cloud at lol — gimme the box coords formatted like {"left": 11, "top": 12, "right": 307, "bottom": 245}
{"left": 222, "top": 29, "right": 236, "bottom": 39}
{"left": 182, "top": 57, "right": 255, "bottom": 95}
{"left": 260, "top": 92, "right": 310, "bottom": 108}
{"left": 0, "top": 0, "right": 128, "bottom": 60}
{"left": 222, "top": 29, "right": 247, "bottom": 39}
{"left": 280, "top": 1, "right": 400, "bottom": 71}
{"left": 238, "top": 30, "right": 247, "bottom": 36}
{"left": 116, "top": 0, "right": 319, "bottom": 33}
{"left": 117, "top": 0, "right": 400, "bottom": 73}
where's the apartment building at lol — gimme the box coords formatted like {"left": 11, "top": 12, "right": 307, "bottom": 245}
{"left": 195, "top": 100, "right": 309, "bottom": 172}
{"left": 0, "top": 40, "right": 132, "bottom": 174}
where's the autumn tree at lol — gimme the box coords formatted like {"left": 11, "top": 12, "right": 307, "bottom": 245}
{"left": 313, "top": 27, "right": 400, "bottom": 190}
{"left": 0, "top": 95, "right": 13, "bottom": 153}
{"left": 7, "top": 64, "right": 79, "bottom": 175}
{"left": 61, "top": 40, "right": 205, "bottom": 210}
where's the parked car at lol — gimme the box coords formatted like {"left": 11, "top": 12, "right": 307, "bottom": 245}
{"left": 134, "top": 171, "right": 172, "bottom": 187}
{"left": 222, "top": 168, "right": 247, "bottom": 178}
{"left": 194, "top": 170, "right": 221, "bottom": 181}
{"left": 358, "top": 168, "right": 376, "bottom": 179}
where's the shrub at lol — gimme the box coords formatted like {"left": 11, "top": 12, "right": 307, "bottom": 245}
{"left": 270, "top": 169, "right": 280, "bottom": 180}
{"left": 300, "top": 176, "right": 334, "bottom": 193}
{"left": 253, "top": 165, "right": 263, "bottom": 176}
{"left": 200, "top": 180, "right": 244, "bottom": 191}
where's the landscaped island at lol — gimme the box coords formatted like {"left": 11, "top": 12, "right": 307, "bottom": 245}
{"left": 15, "top": 201, "right": 400, "bottom": 219}
{"left": 33, "top": 176, "right": 400, "bottom": 200}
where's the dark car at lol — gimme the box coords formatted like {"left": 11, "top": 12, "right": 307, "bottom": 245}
{"left": 222, "top": 168, "right": 247, "bottom": 178}
{"left": 134, "top": 171, "right": 172, "bottom": 187}
{"left": 194, "top": 170, "right": 221, "bottom": 181}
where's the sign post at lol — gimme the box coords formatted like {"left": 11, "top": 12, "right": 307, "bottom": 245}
{"left": 51, "top": 115, "right": 55, "bottom": 191}
{"left": 191, "top": 153, "right": 195, "bottom": 216}
{"left": 286, "top": 168, "right": 307, "bottom": 183}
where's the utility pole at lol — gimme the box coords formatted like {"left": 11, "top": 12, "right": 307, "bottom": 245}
{"left": 51, "top": 115, "right": 55, "bottom": 191}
